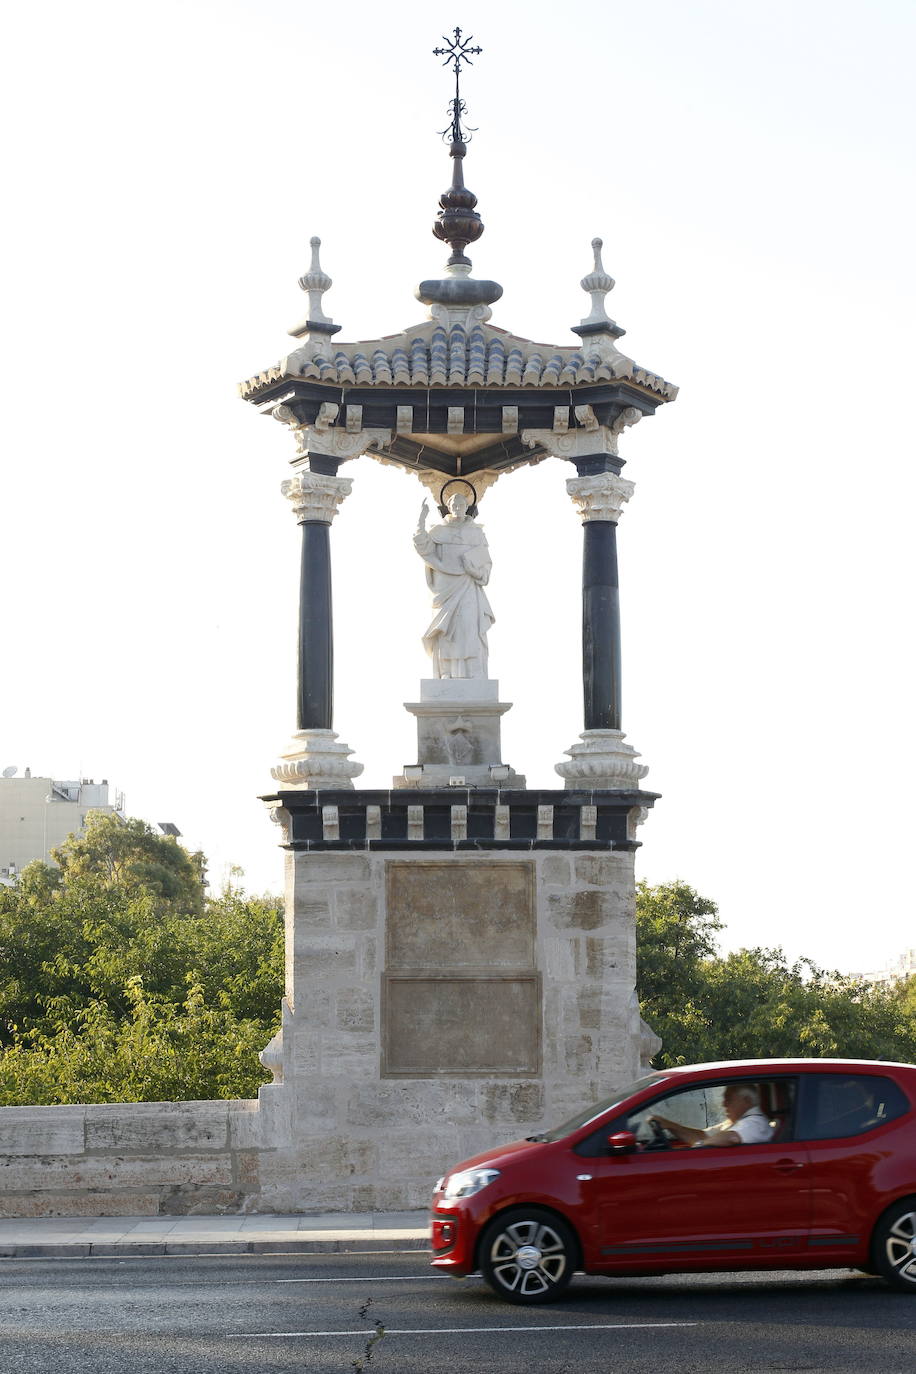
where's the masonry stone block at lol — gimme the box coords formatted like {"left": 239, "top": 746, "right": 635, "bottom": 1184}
{"left": 316, "top": 1032, "right": 378, "bottom": 1080}
{"left": 481, "top": 1081, "right": 544, "bottom": 1124}
{"left": 290, "top": 1031, "right": 322, "bottom": 1074}
{"left": 584, "top": 935, "right": 621, "bottom": 976}
{"left": 289, "top": 1080, "right": 339, "bottom": 1126}
{"left": 0, "top": 1191, "right": 162, "bottom": 1218}
{"left": 294, "top": 949, "right": 357, "bottom": 985}
{"left": 540, "top": 855, "right": 571, "bottom": 886}
{"left": 0, "top": 1154, "right": 234, "bottom": 1191}
{"left": 334, "top": 887, "right": 379, "bottom": 930}
{"left": 358, "top": 936, "right": 378, "bottom": 976}
{"left": 564, "top": 1033, "right": 595, "bottom": 1075}
{"left": 351, "top": 1182, "right": 410, "bottom": 1212}
{"left": 295, "top": 1134, "right": 377, "bottom": 1178}
{"left": 346, "top": 1081, "right": 478, "bottom": 1129}
{"left": 295, "top": 855, "right": 372, "bottom": 885}
{"left": 290, "top": 890, "right": 333, "bottom": 928}
{"left": 376, "top": 1131, "right": 453, "bottom": 1184}
{"left": 574, "top": 854, "right": 628, "bottom": 888}
{"left": 160, "top": 1185, "right": 247, "bottom": 1215}
{"left": 0, "top": 1109, "right": 85, "bottom": 1156}
{"left": 257, "top": 1171, "right": 355, "bottom": 1213}
{"left": 229, "top": 1099, "right": 268, "bottom": 1151}
{"left": 547, "top": 888, "right": 620, "bottom": 931}
{"left": 235, "top": 1150, "right": 261, "bottom": 1190}
{"left": 335, "top": 987, "right": 375, "bottom": 1032}
{"left": 543, "top": 937, "right": 578, "bottom": 980}
{"left": 293, "top": 985, "right": 333, "bottom": 1026}
{"left": 83, "top": 1103, "right": 229, "bottom": 1153}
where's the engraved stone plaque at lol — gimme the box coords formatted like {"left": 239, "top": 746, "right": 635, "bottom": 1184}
{"left": 383, "top": 975, "right": 540, "bottom": 1076}
{"left": 386, "top": 861, "right": 535, "bottom": 971}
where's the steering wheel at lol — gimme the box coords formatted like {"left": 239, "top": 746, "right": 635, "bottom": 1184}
{"left": 639, "top": 1118, "right": 675, "bottom": 1151}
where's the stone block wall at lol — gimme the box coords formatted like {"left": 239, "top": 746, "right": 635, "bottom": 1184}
{"left": 0, "top": 1100, "right": 262, "bottom": 1217}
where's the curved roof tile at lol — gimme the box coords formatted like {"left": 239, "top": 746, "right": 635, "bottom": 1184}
{"left": 239, "top": 321, "right": 677, "bottom": 401}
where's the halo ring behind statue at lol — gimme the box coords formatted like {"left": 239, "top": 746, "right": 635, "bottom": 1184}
{"left": 438, "top": 478, "right": 478, "bottom": 518}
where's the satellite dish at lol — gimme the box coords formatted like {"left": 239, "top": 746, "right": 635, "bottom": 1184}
{"left": 2, "top": 766, "right": 17, "bottom": 778}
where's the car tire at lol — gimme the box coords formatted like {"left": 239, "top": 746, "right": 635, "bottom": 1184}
{"left": 871, "top": 1198, "right": 916, "bottom": 1292}
{"left": 478, "top": 1207, "right": 578, "bottom": 1304}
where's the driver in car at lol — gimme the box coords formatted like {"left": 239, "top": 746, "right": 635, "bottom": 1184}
{"left": 649, "top": 1084, "right": 774, "bottom": 1147}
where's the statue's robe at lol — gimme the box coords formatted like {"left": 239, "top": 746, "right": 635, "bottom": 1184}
{"left": 414, "top": 518, "right": 494, "bottom": 679}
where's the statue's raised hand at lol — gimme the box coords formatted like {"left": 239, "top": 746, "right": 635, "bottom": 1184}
{"left": 416, "top": 499, "right": 429, "bottom": 535}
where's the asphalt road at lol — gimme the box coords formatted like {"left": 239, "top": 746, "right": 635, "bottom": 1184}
{"left": 1, "top": 1251, "right": 914, "bottom": 1373}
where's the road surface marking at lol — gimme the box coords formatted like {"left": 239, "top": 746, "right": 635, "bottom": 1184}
{"left": 231, "top": 1321, "right": 699, "bottom": 1337}
{"left": 277, "top": 1274, "right": 448, "bottom": 1283}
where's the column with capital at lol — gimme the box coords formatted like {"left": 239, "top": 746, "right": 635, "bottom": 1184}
{"left": 521, "top": 423, "right": 650, "bottom": 790}
{"left": 271, "top": 465, "right": 364, "bottom": 789}
{"left": 559, "top": 465, "right": 648, "bottom": 789}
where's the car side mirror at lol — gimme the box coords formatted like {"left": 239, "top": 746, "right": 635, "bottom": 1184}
{"left": 607, "top": 1130, "right": 637, "bottom": 1155}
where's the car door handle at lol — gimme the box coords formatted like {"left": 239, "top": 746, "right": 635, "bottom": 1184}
{"left": 773, "top": 1158, "right": 805, "bottom": 1174}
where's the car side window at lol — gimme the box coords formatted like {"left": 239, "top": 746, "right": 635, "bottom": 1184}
{"left": 630, "top": 1084, "right": 728, "bottom": 1144}
{"left": 796, "top": 1073, "right": 910, "bottom": 1141}
{"left": 574, "top": 1077, "right": 796, "bottom": 1156}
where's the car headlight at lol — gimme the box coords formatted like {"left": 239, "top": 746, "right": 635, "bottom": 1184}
{"left": 441, "top": 1167, "right": 500, "bottom": 1200}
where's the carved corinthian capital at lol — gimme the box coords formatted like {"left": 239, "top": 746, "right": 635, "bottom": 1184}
{"left": 280, "top": 471, "right": 353, "bottom": 523}
{"left": 566, "top": 472, "right": 636, "bottom": 523}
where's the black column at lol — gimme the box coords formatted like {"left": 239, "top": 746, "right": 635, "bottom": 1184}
{"left": 297, "top": 518, "right": 333, "bottom": 731}
{"left": 582, "top": 519, "right": 621, "bottom": 731}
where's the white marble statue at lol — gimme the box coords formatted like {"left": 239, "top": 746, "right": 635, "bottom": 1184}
{"left": 414, "top": 492, "right": 494, "bottom": 679}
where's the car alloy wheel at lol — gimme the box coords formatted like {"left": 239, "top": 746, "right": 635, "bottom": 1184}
{"left": 479, "top": 1207, "right": 576, "bottom": 1304}
{"left": 872, "top": 1199, "right": 916, "bottom": 1292}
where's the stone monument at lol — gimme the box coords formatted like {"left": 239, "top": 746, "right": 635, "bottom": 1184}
{"left": 240, "top": 30, "right": 678, "bottom": 1210}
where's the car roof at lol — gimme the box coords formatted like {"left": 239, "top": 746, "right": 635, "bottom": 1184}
{"left": 661, "top": 1058, "right": 916, "bottom": 1076}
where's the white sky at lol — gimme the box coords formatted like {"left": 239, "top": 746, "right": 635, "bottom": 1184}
{"left": 2, "top": 0, "right": 913, "bottom": 973}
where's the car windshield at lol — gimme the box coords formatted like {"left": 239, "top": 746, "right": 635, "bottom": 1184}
{"left": 530, "top": 1072, "right": 667, "bottom": 1142}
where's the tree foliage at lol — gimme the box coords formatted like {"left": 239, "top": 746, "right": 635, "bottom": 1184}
{"left": 636, "top": 880, "right": 916, "bottom": 1068}
{"left": 0, "top": 814, "right": 284, "bottom": 1104}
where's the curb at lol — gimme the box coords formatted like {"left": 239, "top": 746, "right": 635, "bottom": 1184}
{"left": 0, "top": 1236, "right": 431, "bottom": 1259}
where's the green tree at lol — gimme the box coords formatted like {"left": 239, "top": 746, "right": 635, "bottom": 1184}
{"left": 636, "top": 880, "right": 916, "bottom": 1067}
{"left": 0, "top": 979, "right": 274, "bottom": 1104}
{"left": 635, "top": 880, "right": 723, "bottom": 1066}
{"left": 0, "top": 814, "right": 284, "bottom": 1104}
{"left": 698, "top": 948, "right": 916, "bottom": 1062}
{"left": 53, "top": 812, "right": 206, "bottom": 914}
{"left": 893, "top": 973, "right": 916, "bottom": 1021}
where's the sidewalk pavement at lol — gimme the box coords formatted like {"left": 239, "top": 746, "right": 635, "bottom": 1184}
{"left": 0, "top": 1211, "right": 430, "bottom": 1258}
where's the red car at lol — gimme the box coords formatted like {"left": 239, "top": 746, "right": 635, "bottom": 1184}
{"left": 430, "top": 1058, "right": 916, "bottom": 1303}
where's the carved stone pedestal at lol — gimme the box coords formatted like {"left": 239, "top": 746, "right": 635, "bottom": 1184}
{"left": 394, "top": 679, "right": 525, "bottom": 789}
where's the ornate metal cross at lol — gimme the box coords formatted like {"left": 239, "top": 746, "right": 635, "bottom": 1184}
{"left": 433, "top": 27, "right": 483, "bottom": 143}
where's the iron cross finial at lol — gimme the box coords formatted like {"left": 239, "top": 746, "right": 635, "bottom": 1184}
{"left": 433, "top": 27, "right": 483, "bottom": 143}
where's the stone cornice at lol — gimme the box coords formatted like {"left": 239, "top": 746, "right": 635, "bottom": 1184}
{"left": 521, "top": 425, "right": 619, "bottom": 460}
{"left": 273, "top": 403, "right": 392, "bottom": 462}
